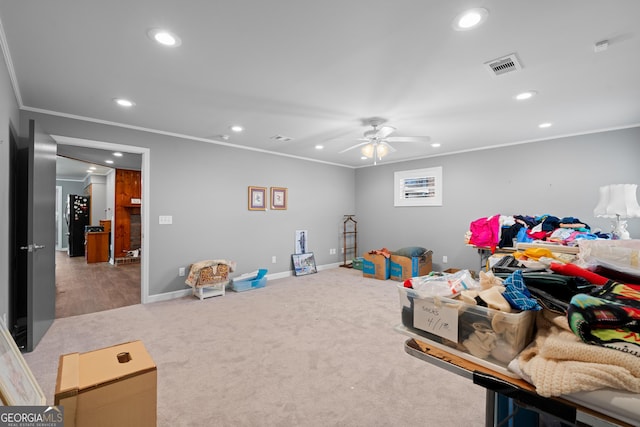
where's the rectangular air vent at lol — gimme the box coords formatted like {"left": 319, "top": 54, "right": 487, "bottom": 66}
{"left": 270, "top": 135, "right": 293, "bottom": 142}
{"left": 484, "top": 53, "right": 522, "bottom": 77}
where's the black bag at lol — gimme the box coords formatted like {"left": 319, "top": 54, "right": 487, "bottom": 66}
{"left": 495, "top": 271, "right": 595, "bottom": 314}
{"left": 491, "top": 255, "right": 546, "bottom": 274}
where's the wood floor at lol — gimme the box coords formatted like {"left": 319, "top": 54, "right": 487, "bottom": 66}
{"left": 55, "top": 250, "right": 140, "bottom": 318}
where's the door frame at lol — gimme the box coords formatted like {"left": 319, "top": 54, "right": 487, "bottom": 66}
{"left": 55, "top": 185, "right": 63, "bottom": 250}
{"left": 51, "top": 135, "right": 151, "bottom": 304}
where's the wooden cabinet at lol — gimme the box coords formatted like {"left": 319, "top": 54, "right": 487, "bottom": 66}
{"left": 85, "top": 232, "right": 109, "bottom": 263}
{"left": 114, "top": 169, "right": 141, "bottom": 259}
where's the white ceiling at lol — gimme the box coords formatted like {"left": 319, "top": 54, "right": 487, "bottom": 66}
{"left": 1, "top": 1, "right": 639, "bottom": 168}
{"left": 56, "top": 145, "right": 142, "bottom": 181}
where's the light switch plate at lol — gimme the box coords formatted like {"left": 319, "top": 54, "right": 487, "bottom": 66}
{"left": 159, "top": 215, "right": 173, "bottom": 225}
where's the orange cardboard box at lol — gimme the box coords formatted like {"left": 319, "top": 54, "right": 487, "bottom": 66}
{"left": 362, "top": 252, "right": 390, "bottom": 280}
{"left": 389, "top": 253, "right": 433, "bottom": 281}
{"left": 55, "top": 340, "right": 157, "bottom": 427}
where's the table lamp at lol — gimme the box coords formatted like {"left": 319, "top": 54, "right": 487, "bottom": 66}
{"left": 593, "top": 184, "right": 640, "bottom": 239}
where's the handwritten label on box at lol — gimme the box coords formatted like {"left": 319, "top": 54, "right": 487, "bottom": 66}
{"left": 413, "top": 298, "right": 458, "bottom": 342}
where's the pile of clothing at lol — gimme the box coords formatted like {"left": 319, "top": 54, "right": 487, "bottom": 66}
{"left": 507, "top": 259, "right": 640, "bottom": 397}
{"left": 466, "top": 214, "right": 611, "bottom": 249}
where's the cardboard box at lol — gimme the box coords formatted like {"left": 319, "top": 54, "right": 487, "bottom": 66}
{"left": 397, "top": 285, "right": 535, "bottom": 373}
{"left": 362, "top": 253, "right": 390, "bottom": 280}
{"left": 389, "top": 254, "right": 433, "bottom": 281}
{"left": 55, "top": 340, "right": 157, "bottom": 427}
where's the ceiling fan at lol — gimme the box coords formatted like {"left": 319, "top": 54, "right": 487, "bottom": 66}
{"left": 338, "top": 118, "right": 431, "bottom": 165}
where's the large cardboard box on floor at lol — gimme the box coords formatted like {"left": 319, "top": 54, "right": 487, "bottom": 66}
{"left": 389, "top": 253, "right": 433, "bottom": 281}
{"left": 55, "top": 340, "right": 157, "bottom": 427}
{"left": 362, "top": 252, "right": 390, "bottom": 280}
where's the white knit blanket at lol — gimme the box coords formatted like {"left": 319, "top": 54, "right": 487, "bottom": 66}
{"left": 517, "top": 312, "right": 640, "bottom": 397}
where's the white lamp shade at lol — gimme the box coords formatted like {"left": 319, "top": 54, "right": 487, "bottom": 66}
{"left": 594, "top": 184, "right": 640, "bottom": 218}
{"left": 376, "top": 144, "right": 388, "bottom": 159}
{"left": 361, "top": 144, "right": 374, "bottom": 158}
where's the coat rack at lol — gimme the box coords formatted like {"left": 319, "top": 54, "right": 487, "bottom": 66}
{"left": 341, "top": 215, "right": 357, "bottom": 267}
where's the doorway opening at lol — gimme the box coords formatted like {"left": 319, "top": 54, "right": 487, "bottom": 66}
{"left": 52, "top": 135, "right": 150, "bottom": 318}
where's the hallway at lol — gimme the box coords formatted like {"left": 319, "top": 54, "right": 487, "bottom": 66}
{"left": 55, "top": 250, "right": 140, "bottom": 318}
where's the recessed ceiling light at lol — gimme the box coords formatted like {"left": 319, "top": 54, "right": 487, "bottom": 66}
{"left": 515, "top": 91, "right": 537, "bottom": 101}
{"left": 230, "top": 125, "right": 244, "bottom": 133}
{"left": 86, "top": 170, "right": 93, "bottom": 173}
{"left": 113, "top": 152, "right": 123, "bottom": 157}
{"left": 361, "top": 156, "right": 368, "bottom": 160}
{"left": 113, "top": 98, "right": 135, "bottom": 107}
{"left": 147, "top": 28, "right": 182, "bottom": 47}
{"left": 105, "top": 160, "right": 114, "bottom": 164}
{"left": 89, "top": 166, "right": 96, "bottom": 170}
{"left": 315, "top": 145, "right": 324, "bottom": 150}
{"left": 539, "top": 122, "right": 552, "bottom": 128}
{"left": 453, "top": 8, "right": 489, "bottom": 31}
{"left": 431, "top": 143, "right": 441, "bottom": 148}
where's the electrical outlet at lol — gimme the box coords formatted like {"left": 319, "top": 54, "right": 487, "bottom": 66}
{"left": 178, "top": 267, "right": 185, "bottom": 276}
{"left": 272, "top": 256, "right": 277, "bottom": 263}
{"left": 442, "top": 255, "right": 448, "bottom": 263}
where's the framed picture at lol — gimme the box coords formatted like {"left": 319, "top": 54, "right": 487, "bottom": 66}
{"left": 270, "top": 187, "right": 288, "bottom": 210}
{"left": 295, "top": 230, "right": 308, "bottom": 254}
{"left": 248, "top": 186, "right": 267, "bottom": 211}
{"left": 394, "top": 166, "right": 443, "bottom": 207}
{"left": 292, "top": 252, "right": 317, "bottom": 276}
{"left": 0, "top": 319, "right": 46, "bottom": 405}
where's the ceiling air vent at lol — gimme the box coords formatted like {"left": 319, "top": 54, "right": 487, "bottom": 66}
{"left": 270, "top": 135, "right": 293, "bottom": 142}
{"left": 484, "top": 53, "right": 522, "bottom": 77}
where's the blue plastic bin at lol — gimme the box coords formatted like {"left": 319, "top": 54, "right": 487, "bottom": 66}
{"left": 231, "top": 269, "right": 268, "bottom": 292}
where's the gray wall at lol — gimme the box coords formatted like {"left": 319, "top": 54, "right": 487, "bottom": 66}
{"left": 55, "top": 179, "right": 86, "bottom": 250}
{"left": 0, "top": 46, "right": 20, "bottom": 323}
{"left": 19, "top": 110, "right": 356, "bottom": 297}
{"left": 85, "top": 174, "right": 108, "bottom": 226}
{"left": 355, "top": 127, "right": 640, "bottom": 272}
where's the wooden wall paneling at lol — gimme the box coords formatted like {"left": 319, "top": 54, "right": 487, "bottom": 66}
{"left": 114, "top": 169, "right": 141, "bottom": 260}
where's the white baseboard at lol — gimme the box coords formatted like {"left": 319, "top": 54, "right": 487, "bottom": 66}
{"left": 145, "top": 263, "right": 342, "bottom": 303}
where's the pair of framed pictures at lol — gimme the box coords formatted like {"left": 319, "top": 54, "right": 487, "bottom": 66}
{"left": 248, "top": 186, "right": 287, "bottom": 211}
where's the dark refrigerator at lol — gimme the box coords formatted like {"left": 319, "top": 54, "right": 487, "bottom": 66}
{"left": 66, "top": 194, "right": 90, "bottom": 257}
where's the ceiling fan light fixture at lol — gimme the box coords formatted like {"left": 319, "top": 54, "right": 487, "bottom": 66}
{"left": 376, "top": 144, "right": 389, "bottom": 158}
{"left": 361, "top": 144, "right": 374, "bottom": 158}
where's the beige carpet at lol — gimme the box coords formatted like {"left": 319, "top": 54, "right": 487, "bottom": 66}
{"left": 23, "top": 267, "right": 485, "bottom": 426}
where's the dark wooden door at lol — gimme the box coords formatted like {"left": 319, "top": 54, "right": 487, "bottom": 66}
{"left": 13, "top": 119, "right": 56, "bottom": 351}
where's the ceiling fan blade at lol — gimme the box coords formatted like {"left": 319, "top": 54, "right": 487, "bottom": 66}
{"left": 376, "top": 125, "right": 396, "bottom": 139}
{"left": 338, "top": 141, "right": 371, "bottom": 154}
{"left": 385, "top": 136, "right": 431, "bottom": 143}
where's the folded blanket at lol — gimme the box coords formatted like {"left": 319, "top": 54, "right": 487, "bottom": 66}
{"left": 568, "top": 281, "right": 640, "bottom": 357}
{"left": 185, "top": 259, "right": 236, "bottom": 287}
{"left": 518, "top": 312, "right": 640, "bottom": 397}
